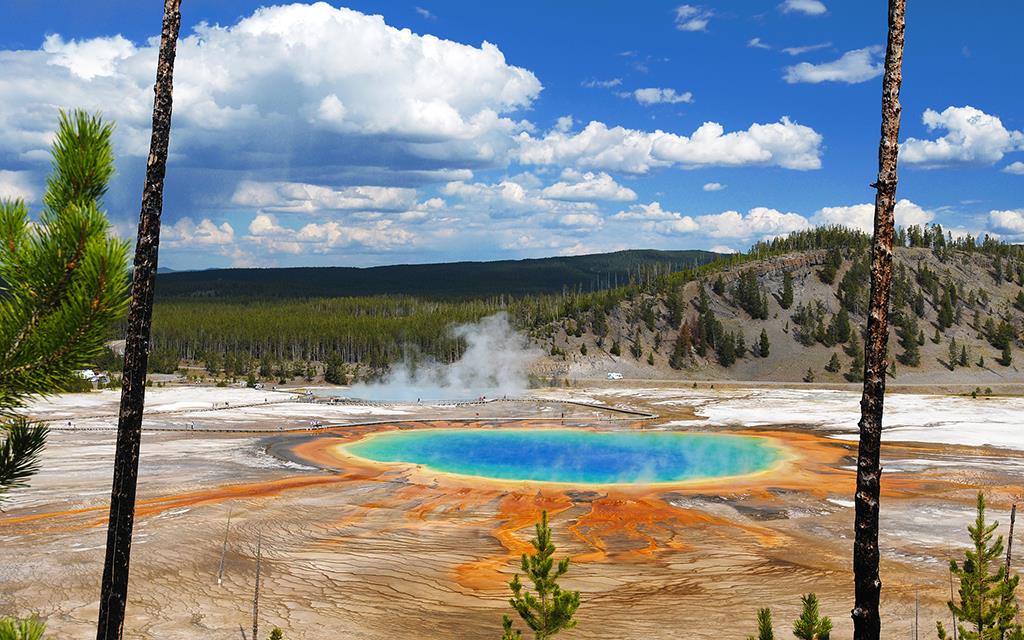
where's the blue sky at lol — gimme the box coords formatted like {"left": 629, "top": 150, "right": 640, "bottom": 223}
{"left": 0, "top": 0, "right": 1021, "bottom": 269}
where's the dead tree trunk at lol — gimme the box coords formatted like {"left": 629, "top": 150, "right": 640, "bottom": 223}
{"left": 95, "top": 2, "right": 182, "bottom": 638}
{"left": 253, "top": 533, "right": 263, "bottom": 640}
{"left": 1007, "top": 503, "right": 1017, "bottom": 576}
{"left": 852, "top": 1, "right": 905, "bottom": 639}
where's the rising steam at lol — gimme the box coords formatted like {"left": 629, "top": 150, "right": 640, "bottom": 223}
{"left": 349, "top": 313, "right": 542, "bottom": 401}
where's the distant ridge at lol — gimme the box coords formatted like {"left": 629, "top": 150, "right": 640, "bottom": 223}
{"left": 155, "top": 249, "right": 723, "bottom": 300}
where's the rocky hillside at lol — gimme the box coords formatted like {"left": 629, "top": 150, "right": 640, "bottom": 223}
{"left": 533, "top": 237, "right": 1024, "bottom": 385}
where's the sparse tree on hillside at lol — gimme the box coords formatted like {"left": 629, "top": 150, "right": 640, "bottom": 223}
{"left": 665, "top": 289, "right": 684, "bottom": 330}
{"left": 735, "top": 270, "right": 769, "bottom": 319}
{"left": 832, "top": 307, "right": 852, "bottom": 344}
{"left": 758, "top": 329, "right": 770, "bottom": 358}
{"left": 938, "top": 287, "right": 955, "bottom": 329}
{"left": 781, "top": 272, "right": 795, "bottom": 310}
{"left": 629, "top": 329, "right": 643, "bottom": 359}
{"left": 948, "top": 338, "right": 958, "bottom": 370}
{"left": 818, "top": 251, "right": 841, "bottom": 285}
{"left": 0, "top": 110, "right": 130, "bottom": 505}
{"left": 913, "top": 291, "right": 926, "bottom": 317}
{"left": 1014, "top": 291, "right": 1024, "bottom": 313}
{"left": 846, "top": 319, "right": 867, "bottom": 372}
{"left": 669, "top": 324, "right": 692, "bottom": 370}
{"left": 960, "top": 345, "right": 969, "bottom": 367}
{"left": 896, "top": 314, "right": 920, "bottom": 366}
{"left": 853, "top": 1, "right": 906, "bottom": 637}
{"left": 825, "top": 353, "right": 841, "bottom": 373}
{"left": 97, "top": 2, "right": 182, "bottom": 638}
{"left": 717, "top": 332, "right": 737, "bottom": 367}
{"left": 999, "top": 343, "right": 1013, "bottom": 367}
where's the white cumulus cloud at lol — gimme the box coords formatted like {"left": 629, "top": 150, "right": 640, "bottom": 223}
{"left": 582, "top": 78, "right": 622, "bottom": 89}
{"left": 246, "top": 213, "right": 414, "bottom": 254}
{"left": 0, "top": 3, "right": 542, "bottom": 178}
{"left": 231, "top": 181, "right": 419, "bottom": 213}
{"left": 1004, "top": 162, "right": 1024, "bottom": 175}
{"left": 514, "top": 117, "right": 823, "bottom": 173}
{"left": 988, "top": 209, "right": 1024, "bottom": 235}
{"left": 633, "top": 88, "right": 694, "bottom": 105}
{"left": 784, "top": 46, "right": 883, "bottom": 84}
{"left": 442, "top": 177, "right": 597, "bottom": 220}
{"left": 812, "top": 199, "right": 935, "bottom": 232}
{"left": 697, "top": 207, "right": 810, "bottom": 238}
{"left": 541, "top": 169, "right": 637, "bottom": 202}
{"left": 0, "top": 170, "right": 37, "bottom": 201}
{"left": 674, "top": 5, "right": 713, "bottom": 32}
{"left": 42, "top": 34, "right": 135, "bottom": 80}
{"left": 558, "top": 213, "right": 603, "bottom": 228}
{"left": 702, "top": 182, "right": 726, "bottom": 191}
{"left": 779, "top": 0, "right": 828, "bottom": 16}
{"left": 613, "top": 202, "right": 699, "bottom": 234}
{"left": 163, "top": 217, "right": 235, "bottom": 247}
{"left": 901, "top": 106, "right": 1024, "bottom": 167}
{"left": 782, "top": 42, "right": 832, "bottom": 56}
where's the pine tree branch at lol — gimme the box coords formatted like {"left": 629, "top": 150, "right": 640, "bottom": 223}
{"left": 0, "top": 419, "right": 48, "bottom": 500}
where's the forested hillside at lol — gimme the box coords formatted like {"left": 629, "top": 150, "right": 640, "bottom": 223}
{"left": 541, "top": 225, "right": 1024, "bottom": 384}
{"left": 102, "top": 225, "right": 1024, "bottom": 386}
{"left": 155, "top": 249, "right": 720, "bottom": 300}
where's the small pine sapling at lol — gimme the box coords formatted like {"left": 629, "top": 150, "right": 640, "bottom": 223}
{"left": 747, "top": 607, "right": 774, "bottom": 640}
{"left": 503, "top": 511, "right": 581, "bottom": 640}
{"left": 937, "top": 492, "right": 1024, "bottom": 640}
{"left": 792, "top": 593, "right": 832, "bottom": 640}
{"left": 0, "top": 617, "right": 46, "bottom": 640}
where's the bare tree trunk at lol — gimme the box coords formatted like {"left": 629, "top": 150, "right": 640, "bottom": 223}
{"left": 1006, "top": 503, "right": 1017, "bottom": 576}
{"left": 253, "top": 532, "right": 263, "bottom": 640}
{"left": 218, "top": 506, "right": 233, "bottom": 586}
{"left": 950, "top": 563, "right": 958, "bottom": 640}
{"left": 95, "top": 2, "right": 181, "bottom": 638}
{"left": 852, "top": 2, "right": 905, "bottom": 639}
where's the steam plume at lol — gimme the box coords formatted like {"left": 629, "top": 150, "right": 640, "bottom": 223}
{"left": 349, "top": 313, "right": 541, "bottom": 401}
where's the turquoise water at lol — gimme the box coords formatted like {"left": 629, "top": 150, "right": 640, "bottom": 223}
{"left": 343, "top": 429, "right": 783, "bottom": 485}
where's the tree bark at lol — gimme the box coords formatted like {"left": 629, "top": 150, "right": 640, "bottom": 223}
{"left": 852, "top": 1, "right": 905, "bottom": 639}
{"left": 95, "top": 2, "right": 181, "bottom": 638}
{"left": 1007, "top": 503, "right": 1017, "bottom": 576}
{"left": 253, "top": 532, "right": 263, "bottom": 640}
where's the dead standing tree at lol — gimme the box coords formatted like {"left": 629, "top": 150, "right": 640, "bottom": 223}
{"left": 852, "top": 1, "right": 906, "bottom": 639}
{"left": 95, "top": 1, "right": 182, "bottom": 638}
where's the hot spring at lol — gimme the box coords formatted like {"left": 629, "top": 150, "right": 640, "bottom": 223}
{"left": 341, "top": 429, "right": 785, "bottom": 485}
